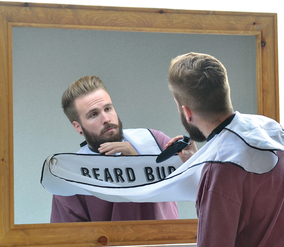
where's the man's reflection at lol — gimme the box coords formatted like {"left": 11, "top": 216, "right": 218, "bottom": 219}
{"left": 50, "top": 75, "right": 179, "bottom": 222}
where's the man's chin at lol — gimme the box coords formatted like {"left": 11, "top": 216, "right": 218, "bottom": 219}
{"left": 103, "top": 130, "right": 122, "bottom": 142}
{"left": 103, "top": 128, "right": 117, "bottom": 137}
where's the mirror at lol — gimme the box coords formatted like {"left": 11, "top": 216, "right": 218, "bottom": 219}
{"left": 0, "top": 2, "right": 278, "bottom": 246}
{"left": 13, "top": 27, "right": 258, "bottom": 225}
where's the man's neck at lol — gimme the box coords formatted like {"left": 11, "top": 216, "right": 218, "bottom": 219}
{"left": 206, "top": 113, "right": 236, "bottom": 141}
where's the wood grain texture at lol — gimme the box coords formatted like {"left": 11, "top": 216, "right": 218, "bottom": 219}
{"left": 0, "top": 2, "right": 278, "bottom": 246}
{"left": 0, "top": 12, "right": 10, "bottom": 241}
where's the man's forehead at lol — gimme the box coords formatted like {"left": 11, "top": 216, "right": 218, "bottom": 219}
{"left": 75, "top": 89, "right": 113, "bottom": 111}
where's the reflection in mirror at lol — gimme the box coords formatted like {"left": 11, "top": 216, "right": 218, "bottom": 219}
{"left": 13, "top": 27, "right": 256, "bottom": 224}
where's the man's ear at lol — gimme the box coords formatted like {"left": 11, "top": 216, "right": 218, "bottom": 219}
{"left": 181, "top": 105, "right": 192, "bottom": 123}
{"left": 73, "top": 121, "right": 84, "bottom": 135}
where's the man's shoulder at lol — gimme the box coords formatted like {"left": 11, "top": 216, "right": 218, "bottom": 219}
{"left": 200, "top": 162, "right": 247, "bottom": 201}
{"left": 123, "top": 128, "right": 168, "bottom": 139}
{"left": 204, "top": 162, "right": 247, "bottom": 175}
{"left": 123, "top": 128, "right": 169, "bottom": 153}
{"left": 77, "top": 145, "right": 95, "bottom": 154}
{"left": 202, "top": 162, "right": 247, "bottom": 186}
{"left": 148, "top": 128, "right": 166, "bottom": 137}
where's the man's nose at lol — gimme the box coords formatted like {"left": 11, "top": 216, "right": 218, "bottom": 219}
{"left": 101, "top": 112, "right": 111, "bottom": 124}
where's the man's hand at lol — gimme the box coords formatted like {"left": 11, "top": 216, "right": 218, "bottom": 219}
{"left": 98, "top": 142, "right": 138, "bottom": 155}
{"left": 165, "top": 135, "right": 198, "bottom": 163}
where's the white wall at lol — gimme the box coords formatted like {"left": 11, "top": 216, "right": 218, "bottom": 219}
{"left": 2, "top": 0, "right": 283, "bottom": 124}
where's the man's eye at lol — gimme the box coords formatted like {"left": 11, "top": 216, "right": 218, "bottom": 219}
{"left": 90, "top": 112, "right": 97, "bottom": 118}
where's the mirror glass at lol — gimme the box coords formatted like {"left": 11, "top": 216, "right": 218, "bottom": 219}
{"left": 13, "top": 26, "right": 256, "bottom": 224}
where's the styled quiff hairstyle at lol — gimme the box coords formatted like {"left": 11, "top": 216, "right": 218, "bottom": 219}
{"left": 168, "top": 52, "right": 233, "bottom": 120}
{"left": 62, "top": 75, "right": 109, "bottom": 123}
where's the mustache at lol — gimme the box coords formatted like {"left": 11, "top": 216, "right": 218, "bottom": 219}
{"left": 100, "top": 123, "right": 119, "bottom": 135}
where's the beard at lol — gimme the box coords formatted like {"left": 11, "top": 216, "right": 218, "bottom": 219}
{"left": 181, "top": 112, "right": 207, "bottom": 142}
{"left": 81, "top": 118, "right": 123, "bottom": 152}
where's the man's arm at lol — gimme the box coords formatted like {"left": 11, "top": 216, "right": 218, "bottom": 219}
{"left": 196, "top": 163, "right": 243, "bottom": 246}
{"left": 50, "top": 195, "right": 89, "bottom": 223}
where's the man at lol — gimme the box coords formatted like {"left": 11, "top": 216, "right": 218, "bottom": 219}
{"left": 167, "top": 52, "right": 284, "bottom": 246}
{"left": 50, "top": 75, "right": 179, "bottom": 222}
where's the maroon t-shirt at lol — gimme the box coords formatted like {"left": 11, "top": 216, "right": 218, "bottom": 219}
{"left": 196, "top": 151, "right": 284, "bottom": 246}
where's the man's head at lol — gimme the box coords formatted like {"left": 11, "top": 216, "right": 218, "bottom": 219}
{"left": 62, "top": 76, "right": 123, "bottom": 151}
{"left": 168, "top": 52, "right": 234, "bottom": 141}
{"left": 62, "top": 75, "right": 108, "bottom": 123}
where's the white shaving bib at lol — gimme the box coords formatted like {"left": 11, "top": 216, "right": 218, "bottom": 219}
{"left": 41, "top": 113, "right": 284, "bottom": 202}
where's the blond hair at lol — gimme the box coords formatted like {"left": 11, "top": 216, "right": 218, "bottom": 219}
{"left": 62, "top": 75, "right": 108, "bottom": 123}
{"left": 168, "top": 52, "right": 233, "bottom": 121}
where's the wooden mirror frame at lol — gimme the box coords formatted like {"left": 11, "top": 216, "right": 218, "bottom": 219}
{"left": 0, "top": 2, "right": 278, "bottom": 246}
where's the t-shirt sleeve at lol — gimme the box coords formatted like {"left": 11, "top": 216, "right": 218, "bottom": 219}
{"left": 148, "top": 129, "right": 171, "bottom": 151}
{"left": 50, "top": 195, "right": 90, "bottom": 223}
{"left": 196, "top": 163, "right": 243, "bottom": 246}
{"left": 148, "top": 129, "right": 179, "bottom": 220}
